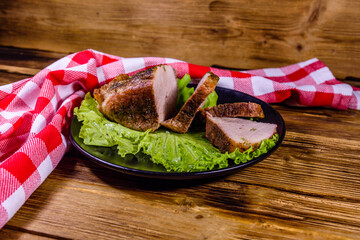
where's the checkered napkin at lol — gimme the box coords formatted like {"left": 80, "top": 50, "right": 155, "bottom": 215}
{"left": 0, "top": 49, "right": 359, "bottom": 228}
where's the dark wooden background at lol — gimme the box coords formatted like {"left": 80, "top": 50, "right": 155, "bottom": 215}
{"left": 0, "top": 0, "right": 360, "bottom": 239}
{"left": 0, "top": 0, "right": 359, "bottom": 80}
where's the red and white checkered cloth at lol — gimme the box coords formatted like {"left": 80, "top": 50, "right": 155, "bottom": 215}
{"left": 0, "top": 49, "right": 359, "bottom": 228}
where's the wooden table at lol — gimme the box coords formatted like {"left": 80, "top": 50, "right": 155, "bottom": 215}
{"left": 1, "top": 46, "right": 360, "bottom": 239}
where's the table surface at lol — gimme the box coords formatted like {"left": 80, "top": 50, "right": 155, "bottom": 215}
{"left": 1, "top": 47, "right": 360, "bottom": 240}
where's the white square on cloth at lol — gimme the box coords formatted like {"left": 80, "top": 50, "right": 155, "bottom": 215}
{"left": 17, "top": 81, "right": 40, "bottom": 109}
{"left": 37, "top": 156, "right": 54, "bottom": 183}
{"left": 217, "top": 77, "right": 234, "bottom": 89}
{"left": 1, "top": 184, "right": 25, "bottom": 220}
{"left": 123, "top": 58, "right": 146, "bottom": 74}
{"left": 252, "top": 76, "right": 275, "bottom": 96}
{"left": 310, "top": 67, "right": 335, "bottom": 84}
{"left": 263, "top": 68, "right": 286, "bottom": 77}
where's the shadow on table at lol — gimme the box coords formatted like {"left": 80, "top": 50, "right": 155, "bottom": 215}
{"left": 79, "top": 153, "right": 224, "bottom": 191}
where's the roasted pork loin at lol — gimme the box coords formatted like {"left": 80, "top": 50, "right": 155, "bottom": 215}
{"left": 203, "top": 102, "right": 264, "bottom": 118}
{"left": 161, "top": 72, "right": 219, "bottom": 133}
{"left": 196, "top": 102, "right": 265, "bottom": 124}
{"left": 205, "top": 116, "right": 277, "bottom": 153}
{"left": 93, "top": 65, "right": 178, "bottom": 132}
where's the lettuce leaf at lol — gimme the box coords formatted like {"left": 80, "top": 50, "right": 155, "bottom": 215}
{"left": 177, "top": 74, "right": 194, "bottom": 110}
{"left": 228, "top": 134, "right": 279, "bottom": 164}
{"left": 177, "top": 74, "right": 218, "bottom": 110}
{"left": 139, "top": 130, "right": 228, "bottom": 172}
{"left": 74, "top": 93, "right": 278, "bottom": 172}
{"left": 202, "top": 91, "right": 218, "bottom": 108}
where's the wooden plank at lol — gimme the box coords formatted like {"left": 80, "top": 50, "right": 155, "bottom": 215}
{"left": 0, "top": 46, "right": 68, "bottom": 85}
{"left": 0, "top": 46, "right": 67, "bottom": 71}
{"left": 0, "top": 65, "right": 41, "bottom": 76}
{"left": 0, "top": 71, "right": 29, "bottom": 86}
{"left": 0, "top": 225, "right": 67, "bottom": 240}
{"left": 0, "top": 0, "right": 359, "bottom": 79}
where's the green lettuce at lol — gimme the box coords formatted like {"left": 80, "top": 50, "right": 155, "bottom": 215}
{"left": 177, "top": 74, "right": 194, "bottom": 110}
{"left": 74, "top": 93, "right": 278, "bottom": 172}
{"left": 177, "top": 74, "right": 218, "bottom": 110}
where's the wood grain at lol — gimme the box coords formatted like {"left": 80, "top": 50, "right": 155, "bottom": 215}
{"left": 0, "top": 47, "right": 360, "bottom": 239}
{"left": 0, "top": 0, "right": 360, "bottom": 80}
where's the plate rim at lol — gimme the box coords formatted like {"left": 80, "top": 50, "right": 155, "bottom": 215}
{"left": 69, "top": 85, "right": 286, "bottom": 180}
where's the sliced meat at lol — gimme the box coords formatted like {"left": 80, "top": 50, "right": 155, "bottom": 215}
{"left": 196, "top": 102, "right": 265, "bottom": 124}
{"left": 161, "top": 72, "right": 219, "bottom": 133}
{"left": 205, "top": 116, "right": 277, "bottom": 153}
{"left": 93, "top": 65, "right": 178, "bottom": 132}
{"left": 93, "top": 74, "right": 131, "bottom": 105}
{"left": 204, "top": 102, "right": 264, "bottom": 118}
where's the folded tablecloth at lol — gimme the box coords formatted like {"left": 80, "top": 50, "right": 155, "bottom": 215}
{"left": 0, "top": 49, "right": 359, "bottom": 228}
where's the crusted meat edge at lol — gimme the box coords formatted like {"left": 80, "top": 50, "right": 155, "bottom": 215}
{"left": 161, "top": 72, "right": 219, "bottom": 133}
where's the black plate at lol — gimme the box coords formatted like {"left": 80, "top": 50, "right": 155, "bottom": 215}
{"left": 69, "top": 85, "right": 286, "bottom": 180}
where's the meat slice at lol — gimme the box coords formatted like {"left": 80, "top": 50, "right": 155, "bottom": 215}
{"left": 205, "top": 116, "right": 277, "bottom": 153}
{"left": 203, "top": 102, "right": 264, "bottom": 118}
{"left": 93, "top": 65, "right": 178, "bottom": 132}
{"left": 196, "top": 102, "right": 265, "bottom": 124}
{"left": 161, "top": 72, "right": 219, "bottom": 133}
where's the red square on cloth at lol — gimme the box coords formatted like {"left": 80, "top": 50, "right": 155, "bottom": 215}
{"left": 47, "top": 70, "right": 65, "bottom": 86}
{"left": 35, "top": 125, "right": 62, "bottom": 154}
{"left": 188, "top": 64, "right": 211, "bottom": 80}
{"left": 1, "top": 152, "right": 37, "bottom": 184}
{"left": 102, "top": 55, "right": 118, "bottom": 66}
{"left": 313, "top": 91, "right": 334, "bottom": 107}
{"left": 34, "top": 97, "right": 50, "bottom": 114}
{"left": 287, "top": 68, "right": 309, "bottom": 82}
{"left": 70, "top": 51, "right": 95, "bottom": 65}
{"left": 0, "top": 94, "right": 16, "bottom": 110}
